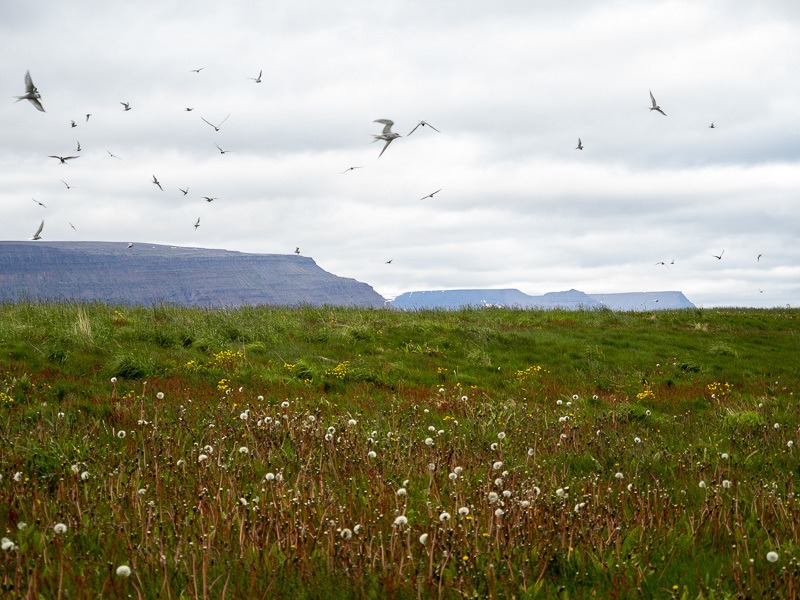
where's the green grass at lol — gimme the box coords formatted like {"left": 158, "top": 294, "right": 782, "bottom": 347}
{"left": 0, "top": 303, "right": 798, "bottom": 598}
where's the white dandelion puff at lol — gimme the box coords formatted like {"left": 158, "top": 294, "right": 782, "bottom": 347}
{"left": 116, "top": 565, "right": 132, "bottom": 577}
{"left": 53, "top": 523, "right": 67, "bottom": 534}
{"left": 767, "top": 551, "right": 779, "bottom": 563}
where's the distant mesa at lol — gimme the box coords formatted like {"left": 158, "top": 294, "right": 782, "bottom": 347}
{"left": 389, "top": 288, "right": 695, "bottom": 311}
{"left": 0, "top": 242, "right": 384, "bottom": 308}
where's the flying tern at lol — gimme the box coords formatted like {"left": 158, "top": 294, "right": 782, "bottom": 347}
{"left": 649, "top": 91, "right": 667, "bottom": 116}
{"left": 49, "top": 155, "right": 79, "bottom": 164}
{"left": 179, "top": 187, "right": 189, "bottom": 195}
{"left": 373, "top": 119, "right": 401, "bottom": 158}
{"left": 294, "top": 247, "right": 300, "bottom": 255}
{"left": 152, "top": 175, "right": 163, "bottom": 191}
{"left": 31, "top": 220, "right": 44, "bottom": 240}
{"left": 340, "top": 166, "right": 363, "bottom": 174}
{"left": 70, "top": 120, "right": 77, "bottom": 128}
{"left": 708, "top": 122, "right": 715, "bottom": 129}
{"left": 202, "top": 196, "right": 217, "bottom": 203}
{"left": 60, "top": 180, "right": 72, "bottom": 190}
{"left": 190, "top": 67, "right": 205, "bottom": 73}
{"left": 15, "top": 71, "right": 45, "bottom": 112}
{"left": 32, "top": 198, "right": 46, "bottom": 208}
{"left": 575, "top": 138, "right": 583, "bottom": 150}
{"left": 419, "top": 189, "right": 442, "bottom": 200}
{"left": 215, "top": 143, "right": 234, "bottom": 154}
{"left": 712, "top": 250, "right": 724, "bottom": 260}
{"left": 76, "top": 141, "right": 81, "bottom": 152}
{"left": 407, "top": 120, "right": 441, "bottom": 135}
{"left": 247, "top": 70, "right": 262, "bottom": 83}
{"left": 120, "top": 102, "right": 132, "bottom": 111}
{"left": 201, "top": 114, "right": 230, "bottom": 131}
{"left": 194, "top": 218, "right": 200, "bottom": 230}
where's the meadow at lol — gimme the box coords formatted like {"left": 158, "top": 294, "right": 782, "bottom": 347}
{"left": 0, "top": 303, "right": 798, "bottom": 599}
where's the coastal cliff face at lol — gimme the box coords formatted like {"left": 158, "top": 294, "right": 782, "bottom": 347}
{"left": 0, "top": 242, "right": 386, "bottom": 308}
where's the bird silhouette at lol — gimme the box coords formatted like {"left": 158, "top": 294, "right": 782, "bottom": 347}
{"left": 152, "top": 175, "right": 163, "bottom": 191}
{"left": 190, "top": 67, "right": 205, "bottom": 73}
{"left": 76, "top": 141, "right": 81, "bottom": 152}
{"left": 69, "top": 222, "right": 76, "bottom": 230}
{"left": 185, "top": 107, "right": 194, "bottom": 111}
{"left": 106, "top": 150, "right": 121, "bottom": 159}
{"left": 201, "top": 114, "right": 230, "bottom": 132}
{"left": 649, "top": 90, "right": 667, "bottom": 116}
{"left": 15, "top": 71, "right": 45, "bottom": 112}
{"left": 32, "top": 198, "right": 46, "bottom": 208}
{"left": 215, "top": 143, "right": 234, "bottom": 154}
{"left": 712, "top": 250, "right": 724, "bottom": 260}
{"left": 420, "top": 189, "right": 442, "bottom": 200}
{"left": 655, "top": 261, "right": 670, "bottom": 269}
{"left": 575, "top": 138, "right": 583, "bottom": 150}
{"left": 60, "top": 180, "right": 72, "bottom": 190}
{"left": 294, "top": 247, "right": 300, "bottom": 255}
{"left": 85, "top": 113, "right": 91, "bottom": 122}
{"left": 49, "top": 155, "right": 79, "bottom": 164}
{"left": 757, "top": 253, "right": 762, "bottom": 262}
{"left": 340, "top": 166, "right": 363, "bottom": 174}
{"left": 407, "top": 120, "right": 441, "bottom": 135}
{"left": 120, "top": 102, "right": 131, "bottom": 111}
{"left": 194, "top": 217, "right": 200, "bottom": 230}
{"left": 127, "top": 243, "right": 134, "bottom": 248}
{"left": 202, "top": 196, "right": 217, "bottom": 203}
{"left": 385, "top": 259, "right": 393, "bottom": 264}
{"left": 709, "top": 122, "right": 715, "bottom": 129}
{"left": 247, "top": 70, "right": 262, "bottom": 83}
{"left": 31, "top": 220, "right": 44, "bottom": 240}
{"left": 373, "top": 119, "right": 401, "bottom": 158}
{"left": 70, "top": 120, "right": 77, "bottom": 128}
{"left": 179, "top": 187, "right": 189, "bottom": 196}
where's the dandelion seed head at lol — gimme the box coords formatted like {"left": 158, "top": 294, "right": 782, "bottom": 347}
{"left": 81, "top": 471, "right": 90, "bottom": 481}
{"left": 502, "top": 490, "right": 511, "bottom": 498}
{"left": 615, "top": 472, "right": 624, "bottom": 480}
{"left": 393, "top": 515, "right": 408, "bottom": 527}
{"left": 156, "top": 392, "right": 164, "bottom": 400}
{"left": 353, "top": 524, "right": 363, "bottom": 534}
{"left": 368, "top": 451, "right": 377, "bottom": 459}
{"left": 454, "top": 466, "right": 463, "bottom": 474}
{"left": 774, "top": 423, "right": 780, "bottom": 429}
{"left": 556, "top": 400, "right": 563, "bottom": 406}
{"left": 458, "top": 506, "right": 469, "bottom": 516}
{"left": 340, "top": 528, "right": 352, "bottom": 540}
{"left": 448, "top": 472, "right": 458, "bottom": 481}
{"left": 789, "top": 441, "right": 794, "bottom": 448}
{"left": 425, "top": 437, "right": 434, "bottom": 446}
{"left": 699, "top": 481, "right": 706, "bottom": 489}
{"left": 490, "top": 442, "right": 498, "bottom": 451}
{"left": 767, "top": 551, "right": 779, "bottom": 563}
{"left": 419, "top": 533, "right": 428, "bottom": 544}
{"left": 521, "top": 500, "right": 530, "bottom": 508}
{"left": 722, "top": 480, "right": 732, "bottom": 488}
{"left": 497, "top": 431, "right": 506, "bottom": 440}
{"left": 488, "top": 492, "right": 499, "bottom": 504}
{"left": 17, "top": 522, "right": 26, "bottom": 531}
{"left": 137, "top": 488, "right": 146, "bottom": 496}
{"left": 198, "top": 454, "right": 208, "bottom": 462}
{"left": 116, "top": 565, "right": 132, "bottom": 577}
{"left": 427, "top": 463, "right": 436, "bottom": 471}
{"left": 117, "top": 430, "right": 126, "bottom": 439}
{"left": 281, "top": 401, "right": 290, "bottom": 408}
{"left": 493, "top": 461, "right": 503, "bottom": 471}
{"left": 238, "top": 446, "right": 249, "bottom": 454}
{"left": 13, "top": 472, "right": 22, "bottom": 482}
{"left": 110, "top": 377, "right": 117, "bottom": 383}
{"left": 396, "top": 487, "right": 407, "bottom": 496}
{"left": 634, "top": 437, "right": 642, "bottom": 444}
{"left": 494, "top": 478, "right": 503, "bottom": 487}
{"left": 461, "top": 395, "right": 468, "bottom": 401}
{"left": 439, "top": 511, "right": 451, "bottom": 522}
{"left": 264, "top": 472, "right": 275, "bottom": 481}
{"left": 348, "top": 419, "right": 357, "bottom": 426}
{"left": 721, "top": 453, "right": 729, "bottom": 460}
{"left": 53, "top": 523, "right": 67, "bottom": 534}
{"left": 494, "top": 508, "right": 504, "bottom": 518}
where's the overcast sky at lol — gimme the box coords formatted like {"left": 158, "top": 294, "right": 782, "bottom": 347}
{"left": 2, "top": 1, "right": 799, "bottom": 307}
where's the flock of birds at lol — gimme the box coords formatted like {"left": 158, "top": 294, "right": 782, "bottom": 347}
{"left": 14, "top": 70, "right": 767, "bottom": 293}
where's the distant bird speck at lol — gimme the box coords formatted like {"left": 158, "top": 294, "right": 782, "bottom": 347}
{"left": 757, "top": 253, "right": 762, "bottom": 262}
{"left": 203, "top": 196, "right": 217, "bottom": 203}
{"left": 340, "top": 166, "right": 363, "bottom": 174}
{"left": 179, "top": 187, "right": 189, "bottom": 196}
{"left": 420, "top": 189, "right": 442, "bottom": 201}
{"left": 76, "top": 141, "right": 81, "bottom": 152}
{"left": 69, "top": 222, "right": 76, "bottom": 230}
{"left": 373, "top": 119, "right": 401, "bottom": 158}
{"left": 649, "top": 90, "right": 667, "bottom": 116}
{"left": 106, "top": 150, "right": 121, "bottom": 159}
{"left": 655, "top": 261, "right": 670, "bottom": 269}
{"left": 201, "top": 114, "right": 230, "bottom": 132}
{"left": 407, "top": 120, "right": 441, "bottom": 135}
{"left": 85, "top": 113, "right": 91, "bottom": 122}
{"left": 32, "top": 198, "right": 46, "bottom": 208}
{"left": 247, "top": 70, "right": 262, "bottom": 83}
{"left": 194, "top": 217, "right": 200, "bottom": 230}
{"left": 575, "top": 138, "right": 583, "bottom": 150}
{"left": 712, "top": 250, "right": 724, "bottom": 260}
{"left": 152, "top": 175, "right": 163, "bottom": 191}
{"left": 60, "top": 180, "right": 72, "bottom": 190}
{"left": 185, "top": 107, "right": 194, "bottom": 111}
{"left": 49, "top": 155, "right": 79, "bottom": 164}
{"left": 215, "top": 143, "right": 234, "bottom": 154}
{"left": 15, "top": 71, "right": 45, "bottom": 112}
{"left": 120, "top": 102, "right": 131, "bottom": 111}
{"left": 386, "top": 259, "right": 393, "bottom": 264}
{"left": 31, "top": 220, "right": 44, "bottom": 240}
{"left": 190, "top": 67, "right": 205, "bottom": 73}
{"left": 70, "top": 120, "right": 77, "bottom": 128}
{"left": 709, "top": 122, "right": 715, "bottom": 129}
{"left": 294, "top": 247, "right": 300, "bottom": 255}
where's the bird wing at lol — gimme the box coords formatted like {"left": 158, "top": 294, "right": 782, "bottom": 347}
{"left": 33, "top": 220, "right": 44, "bottom": 238}
{"left": 218, "top": 114, "right": 231, "bottom": 126}
{"left": 25, "top": 71, "right": 36, "bottom": 94}
{"left": 656, "top": 108, "right": 667, "bottom": 116}
{"left": 377, "top": 138, "right": 393, "bottom": 158}
{"left": 425, "top": 122, "right": 441, "bottom": 133}
{"left": 649, "top": 90, "right": 657, "bottom": 107}
{"left": 374, "top": 119, "right": 394, "bottom": 134}
{"left": 201, "top": 117, "right": 215, "bottom": 127}
{"left": 407, "top": 122, "right": 421, "bottom": 136}
{"left": 29, "top": 98, "right": 45, "bottom": 112}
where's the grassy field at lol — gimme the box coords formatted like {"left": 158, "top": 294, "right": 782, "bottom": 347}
{"left": 0, "top": 303, "right": 798, "bottom": 598}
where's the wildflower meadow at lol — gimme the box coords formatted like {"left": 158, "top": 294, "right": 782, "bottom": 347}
{"left": 0, "top": 303, "right": 798, "bottom": 598}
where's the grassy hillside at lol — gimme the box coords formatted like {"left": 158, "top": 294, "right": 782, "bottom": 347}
{"left": 1, "top": 303, "right": 798, "bottom": 598}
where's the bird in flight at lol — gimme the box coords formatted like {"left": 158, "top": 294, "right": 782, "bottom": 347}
{"left": 201, "top": 114, "right": 230, "bottom": 131}
{"left": 190, "top": 67, "right": 205, "bottom": 73}
{"left": 128, "top": 243, "right": 134, "bottom": 248}
{"left": 294, "top": 247, "right": 300, "bottom": 255}
{"left": 15, "top": 71, "right": 45, "bottom": 112}
{"left": 107, "top": 150, "right": 121, "bottom": 159}
{"left": 712, "top": 250, "right": 724, "bottom": 260}
{"left": 708, "top": 122, "right": 715, "bottom": 129}
{"left": 373, "top": 119, "right": 401, "bottom": 158}
{"left": 340, "top": 166, "right": 363, "bottom": 174}
{"left": 655, "top": 261, "right": 670, "bottom": 269}
{"left": 757, "top": 253, "right": 762, "bottom": 262}
{"left": 385, "top": 259, "right": 393, "bottom": 264}
{"left": 247, "top": 70, "right": 262, "bottom": 83}
{"left": 69, "top": 222, "right": 76, "bottom": 230}
{"left": 202, "top": 196, "right": 217, "bottom": 203}
{"left": 31, "top": 220, "right": 44, "bottom": 240}
{"left": 70, "top": 120, "right": 77, "bottom": 128}
{"left": 185, "top": 107, "right": 194, "bottom": 111}
{"left": 86, "top": 113, "right": 91, "bottom": 122}
{"left": 194, "top": 217, "right": 200, "bottom": 230}
{"left": 215, "top": 143, "right": 234, "bottom": 154}
{"left": 49, "top": 155, "right": 79, "bottom": 164}
{"left": 575, "top": 138, "right": 583, "bottom": 150}
{"left": 179, "top": 187, "right": 189, "bottom": 196}
{"left": 649, "top": 90, "right": 667, "bottom": 116}
{"left": 76, "top": 141, "right": 81, "bottom": 152}
{"left": 408, "top": 120, "right": 441, "bottom": 135}
{"left": 152, "top": 175, "right": 163, "bottom": 191}
{"left": 32, "top": 198, "right": 47, "bottom": 208}
{"left": 60, "top": 180, "right": 72, "bottom": 190}
{"left": 420, "top": 189, "right": 442, "bottom": 201}
{"left": 120, "top": 102, "right": 132, "bottom": 111}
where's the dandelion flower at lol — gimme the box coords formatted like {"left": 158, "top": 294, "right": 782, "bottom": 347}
{"left": 419, "top": 533, "right": 428, "bottom": 544}
{"left": 497, "top": 432, "right": 506, "bottom": 440}
{"left": 494, "top": 508, "right": 504, "bottom": 518}
{"left": 396, "top": 487, "right": 407, "bottom": 496}
{"left": 439, "top": 512, "right": 451, "bottom": 522}
{"left": 368, "top": 451, "right": 377, "bottom": 459}
{"left": 425, "top": 437, "right": 434, "bottom": 446}
{"left": 488, "top": 492, "right": 499, "bottom": 504}
{"left": 699, "top": 481, "right": 706, "bottom": 489}
{"left": 393, "top": 515, "right": 408, "bottom": 527}
{"left": 448, "top": 472, "right": 458, "bottom": 481}
{"left": 156, "top": 392, "right": 164, "bottom": 400}
{"left": 198, "top": 454, "right": 208, "bottom": 463}
{"left": 493, "top": 461, "right": 503, "bottom": 471}
{"left": 117, "top": 430, "right": 126, "bottom": 439}
{"left": 722, "top": 480, "right": 732, "bottom": 489}
{"left": 53, "top": 523, "right": 67, "bottom": 534}
{"left": 1, "top": 538, "right": 15, "bottom": 551}
{"left": 116, "top": 565, "right": 132, "bottom": 577}
{"left": 238, "top": 446, "right": 249, "bottom": 454}
{"left": 81, "top": 471, "right": 90, "bottom": 481}
{"left": 615, "top": 472, "right": 624, "bottom": 480}
{"left": 340, "top": 528, "right": 352, "bottom": 540}
{"left": 767, "top": 551, "right": 779, "bottom": 563}
{"left": 458, "top": 506, "right": 469, "bottom": 516}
